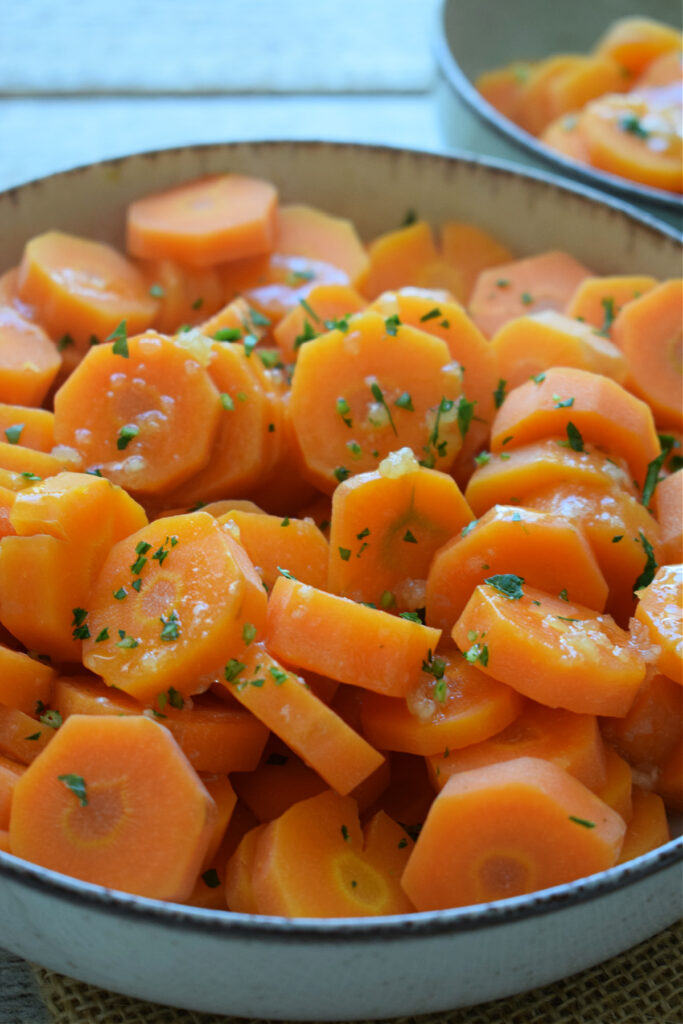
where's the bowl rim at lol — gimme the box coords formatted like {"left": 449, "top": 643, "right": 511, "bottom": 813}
{"left": 433, "top": 0, "right": 683, "bottom": 213}
{"left": 0, "top": 137, "right": 681, "bottom": 942}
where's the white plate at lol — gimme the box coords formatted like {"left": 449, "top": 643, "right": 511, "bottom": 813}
{"left": 0, "top": 141, "right": 681, "bottom": 1020}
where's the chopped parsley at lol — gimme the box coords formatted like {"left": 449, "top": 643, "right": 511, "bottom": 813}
{"left": 369, "top": 381, "right": 397, "bottom": 435}
{"left": 333, "top": 465, "right": 350, "bottom": 483}
{"left": 569, "top": 816, "right": 596, "bottom": 828}
{"left": 384, "top": 314, "right": 401, "bottom": 336}
{"left": 242, "top": 622, "right": 257, "bottom": 646}
{"left": 220, "top": 393, "right": 235, "bottom": 411}
{"left": 224, "top": 659, "right": 246, "bottom": 683}
{"left": 160, "top": 610, "right": 180, "bottom": 642}
{"left": 116, "top": 424, "right": 139, "bottom": 450}
{"left": 485, "top": 574, "right": 525, "bottom": 600}
{"left": 338, "top": 547, "right": 351, "bottom": 561}
{"left": 493, "top": 379, "right": 507, "bottom": 409}
{"left": 213, "top": 327, "right": 242, "bottom": 342}
{"left": 336, "top": 396, "right": 352, "bottom": 427}
{"left": 419, "top": 308, "right": 441, "bottom": 322}
{"left": 633, "top": 531, "right": 657, "bottom": 592}
{"left": 4, "top": 423, "right": 24, "bottom": 445}
{"left": 58, "top": 773, "right": 88, "bottom": 807}
{"left": 57, "top": 333, "right": 74, "bottom": 352}
{"left": 394, "top": 391, "right": 414, "bottom": 411}
{"left": 106, "top": 321, "right": 129, "bottom": 358}
{"left": 403, "top": 530, "right": 418, "bottom": 544}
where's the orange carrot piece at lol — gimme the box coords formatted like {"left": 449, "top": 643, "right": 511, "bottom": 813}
{"left": 360, "top": 646, "right": 523, "bottom": 757}
{"left": 491, "top": 311, "right": 627, "bottom": 390}
{"left": 9, "top": 714, "right": 216, "bottom": 900}
{"left": 564, "top": 275, "right": 657, "bottom": 333}
{"left": 220, "top": 641, "right": 384, "bottom": 795}
{"left": 275, "top": 204, "right": 369, "bottom": 285}
{"left": 267, "top": 575, "right": 441, "bottom": 698}
{"left": 592, "top": 744, "right": 633, "bottom": 823}
{"left": 289, "top": 311, "right": 465, "bottom": 492}
{"left": 17, "top": 232, "right": 158, "bottom": 351}
{"left": 440, "top": 223, "right": 514, "bottom": 304}
{"left": 224, "top": 823, "right": 268, "bottom": 913}
{"left": 0, "top": 645, "right": 55, "bottom": 717}
{"left": 138, "top": 258, "right": 225, "bottom": 334}
{"left": 0, "top": 829, "right": 10, "bottom": 852}
{"left": 0, "top": 443, "right": 72, "bottom": 490}
{"left": 540, "top": 113, "right": 591, "bottom": 164}
{"left": 273, "top": 283, "right": 366, "bottom": 362}
{"left": 53, "top": 673, "right": 141, "bottom": 718}
{"left": 200, "top": 775, "right": 238, "bottom": 870}
{"left": 601, "top": 672, "right": 682, "bottom": 780}
{"left": 655, "top": 739, "right": 683, "bottom": 812}
{"left": 401, "top": 756, "right": 626, "bottom": 910}
{"left": 160, "top": 694, "right": 269, "bottom": 775}
{"left": 427, "top": 701, "right": 607, "bottom": 794}
{"left": 367, "top": 751, "right": 436, "bottom": 831}
{"left": 221, "top": 251, "right": 349, "bottom": 325}
{"left": 546, "top": 55, "right": 628, "bottom": 124}
{"left": 0, "top": 404, "right": 54, "bottom": 452}
{"left": 328, "top": 456, "right": 472, "bottom": 609}
{"left": 356, "top": 222, "right": 439, "bottom": 301}
{"left": 594, "top": 17, "right": 682, "bottom": 77}
{"left": 490, "top": 366, "right": 661, "bottom": 489}
{"left": 452, "top": 583, "right": 646, "bottom": 716}
{"left": 634, "top": 48, "right": 683, "bottom": 88}
{"left": 617, "top": 788, "right": 670, "bottom": 863}
{"left": 0, "top": 268, "right": 37, "bottom": 321}
{"left": 635, "top": 564, "right": 682, "bottom": 685}
{"left": 0, "top": 705, "right": 53, "bottom": 765}
{"left": 220, "top": 509, "right": 329, "bottom": 592}
{"left": 0, "top": 754, "right": 24, "bottom": 830}
{"left": 516, "top": 55, "right": 590, "bottom": 135}
{"left": 0, "top": 306, "right": 61, "bottom": 407}
{"left": 476, "top": 61, "right": 536, "bottom": 120}
{"left": 611, "top": 280, "right": 683, "bottom": 430}
{"left": 127, "top": 174, "right": 278, "bottom": 266}
{"left": 425, "top": 504, "right": 609, "bottom": 633}
{"left": 654, "top": 469, "right": 683, "bottom": 565}
{"left": 469, "top": 251, "right": 592, "bottom": 339}
{"left": 232, "top": 745, "right": 328, "bottom": 824}
{"left": 83, "top": 512, "right": 267, "bottom": 703}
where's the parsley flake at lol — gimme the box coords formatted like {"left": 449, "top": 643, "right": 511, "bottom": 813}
{"left": 384, "top": 314, "right": 401, "bottom": 336}
{"left": 116, "top": 424, "right": 139, "bottom": 450}
{"left": 336, "top": 396, "right": 352, "bottom": 427}
{"left": 107, "top": 321, "right": 129, "bottom": 357}
{"left": 58, "top": 773, "right": 88, "bottom": 807}
{"left": 341, "top": 824, "right": 351, "bottom": 842}
{"left": 565, "top": 421, "right": 584, "bottom": 452}
{"left": 633, "top": 531, "right": 658, "bottom": 592}
{"left": 338, "top": 547, "right": 351, "bottom": 561}
{"left": 394, "top": 391, "right": 414, "bottom": 411}
{"left": 485, "top": 574, "right": 525, "bottom": 600}
{"left": 333, "top": 465, "right": 350, "bottom": 483}
{"left": 213, "top": 327, "right": 242, "bottom": 342}
{"left": 95, "top": 627, "right": 109, "bottom": 642}
{"left": 149, "top": 283, "right": 165, "bottom": 298}
{"left": 160, "top": 610, "right": 180, "bottom": 642}
{"left": 521, "top": 292, "right": 533, "bottom": 306}
{"left": 242, "top": 622, "right": 257, "bottom": 646}
{"left": 419, "top": 308, "right": 441, "bottom": 323}
{"left": 224, "top": 659, "right": 246, "bottom": 683}
{"left": 569, "top": 815, "right": 596, "bottom": 828}
{"left": 493, "top": 379, "right": 507, "bottom": 409}
{"left": 202, "top": 869, "right": 221, "bottom": 888}
{"left": 4, "top": 423, "right": 24, "bottom": 445}
{"left": 57, "top": 333, "right": 74, "bottom": 352}
{"left": 403, "top": 530, "right": 418, "bottom": 543}
{"left": 369, "top": 381, "right": 397, "bottom": 435}
{"left": 552, "top": 394, "right": 575, "bottom": 409}
{"left": 113, "top": 587, "right": 127, "bottom": 601}
{"left": 220, "top": 393, "right": 235, "bottom": 411}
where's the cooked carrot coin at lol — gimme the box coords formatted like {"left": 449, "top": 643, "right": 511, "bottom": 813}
{"left": 635, "top": 564, "right": 682, "bottom": 685}
{"left": 0, "top": 306, "right": 61, "bottom": 407}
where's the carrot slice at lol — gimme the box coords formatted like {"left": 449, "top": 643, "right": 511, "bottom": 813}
{"left": 9, "top": 714, "right": 215, "bottom": 900}
{"left": 655, "top": 739, "right": 683, "bottom": 812}
{"left": 635, "top": 564, "right": 682, "bottom": 685}
{"left": 138, "top": 259, "right": 225, "bottom": 334}
{"left": 0, "top": 442, "right": 72, "bottom": 490}
{"left": 224, "top": 823, "right": 268, "bottom": 913}
{"left": 53, "top": 330, "right": 222, "bottom": 496}
{"left": 515, "top": 55, "right": 585, "bottom": 135}
{"left": 634, "top": 49, "right": 683, "bottom": 88}
{"left": 0, "top": 404, "right": 54, "bottom": 452}
{"left": 547, "top": 55, "right": 628, "bottom": 123}
{"left": 654, "top": 468, "right": 682, "bottom": 565}
{"left": 426, "top": 504, "right": 608, "bottom": 633}
{"left": 0, "top": 705, "right": 53, "bottom": 764}
{"left": 232, "top": 746, "right": 328, "bottom": 824}
{"left": 594, "top": 17, "right": 682, "bottom": 77}
{"left": 595, "top": 745, "right": 633, "bottom": 823}
{"left": 452, "top": 582, "right": 646, "bottom": 716}
{"left": 617, "top": 788, "right": 670, "bottom": 863}
{"left": 540, "top": 113, "right": 591, "bottom": 164}
{"left": 564, "top": 275, "right": 657, "bottom": 334}
{"left": 82, "top": 512, "right": 267, "bottom": 703}
{"left": 356, "top": 221, "right": 439, "bottom": 301}
{"left": 289, "top": 310, "right": 465, "bottom": 492}
{"left": 427, "top": 701, "right": 607, "bottom": 793}
{"left": 126, "top": 174, "right": 278, "bottom": 266}
{"left": 440, "top": 223, "right": 514, "bottom": 304}
{"left": 0, "top": 645, "right": 55, "bottom": 717}
{"left": 402, "top": 756, "right": 625, "bottom": 910}
{"left": 490, "top": 366, "right": 661, "bottom": 489}
{"left": 200, "top": 774, "right": 238, "bottom": 869}
{"left": 266, "top": 575, "right": 441, "bottom": 698}
{"left": 360, "top": 646, "right": 523, "bottom": 757}
{"left": 491, "top": 311, "right": 627, "bottom": 390}
{"left": 220, "top": 642, "right": 384, "bottom": 795}
{"left": 0, "top": 268, "right": 36, "bottom": 321}
{"left": 611, "top": 280, "right": 682, "bottom": 430}
{"left": 601, "top": 673, "right": 682, "bottom": 780}
{"left": 367, "top": 751, "right": 435, "bottom": 832}
{"left": 220, "top": 509, "right": 329, "bottom": 592}
{"left": 469, "top": 251, "right": 592, "bottom": 338}
{"left": 273, "top": 283, "right": 366, "bottom": 362}
{"left": 476, "top": 62, "right": 536, "bottom": 120}
{"left": 0, "top": 306, "right": 61, "bottom": 407}
{"left": 328, "top": 455, "right": 472, "bottom": 609}
{"left": 17, "top": 231, "right": 158, "bottom": 351}
{"left": 221, "top": 252, "right": 349, "bottom": 325}
{"left": 0, "top": 754, "right": 24, "bottom": 830}
{"left": 276, "top": 204, "right": 369, "bottom": 285}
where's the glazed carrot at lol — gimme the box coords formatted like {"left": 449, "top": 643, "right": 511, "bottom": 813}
{"left": 232, "top": 747, "right": 328, "bottom": 823}
{"left": 360, "top": 646, "right": 523, "bottom": 757}
{"left": 564, "top": 275, "right": 657, "bottom": 333}
{"left": 0, "top": 269, "right": 36, "bottom": 320}
{"left": 469, "top": 251, "right": 592, "bottom": 338}
{"left": 53, "top": 673, "right": 141, "bottom": 718}
{"left": 0, "top": 645, "right": 55, "bottom": 717}
{"left": 490, "top": 366, "right": 661, "bottom": 489}
{"left": 425, "top": 504, "right": 608, "bottom": 632}
{"left": 224, "top": 823, "right": 268, "bottom": 913}
{"left": 197, "top": 294, "right": 269, "bottom": 346}
{"left": 273, "top": 283, "right": 366, "bottom": 362}
{"left": 266, "top": 575, "right": 441, "bottom": 698}
{"left": 611, "top": 280, "right": 683, "bottom": 429}
{"left": 250, "top": 789, "right": 414, "bottom": 917}
{"left": 219, "top": 509, "right": 328, "bottom": 592}
{"left": 367, "top": 751, "right": 435, "bottom": 831}
{"left": 0, "top": 443, "right": 72, "bottom": 490}
{"left": 540, "top": 113, "right": 592, "bottom": 164}
{"left": 427, "top": 701, "right": 607, "bottom": 794}
{"left": 452, "top": 582, "right": 646, "bottom": 716}
{"left": 53, "top": 330, "right": 223, "bottom": 495}
{"left": 328, "top": 453, "right": 472, "bottom": 608}
{"left": 220, "top": 641, "right": 384, "bottom": 795}
{"left": 200, "top": 775, "right": 238, "bottom": 869}
{"left": 0, "top": 306, "right": 61, "bottom": 406}
{"left": 546, "top": 55, "right": 627, "bottom": 124}
{"left": 82, "top": 512, "right": 267, "bottom": 703}
{"left": 9, "top": 714, "right": 216, "bottom": 900}
{"left": 0, "top": 705, "right": 53, "bottom": 765}
{"left": 464, "top": 438, "right": 636, "bottom": 518}
{"left": 0, "top": 404, "right": 54, "bottom": 452}
{"left": 475, "top": 62, "right": 536, "bottom": 121}
{"left": 17, "top": 232, "right": 158, "bottom": 351}
{"left": 491, "top": 310, "right": 627, "bottom": 390}
{"left": 516, "top": 55, "right": 586, "bottom": 135}
{"left": 0, "top": 485, "right": 14, "bottom": 539}
{"left": 635, "top": 49, "right": 683, "bottom": 89}
{"left": 126, "top": 174, "right": 278, "bottom": 266}
{"left": 593, "top": 745, "right": 633, "bottom": 823}
{"left": 356, "top": 222, "right": 439, "bottom": 301}
{"left": 440, "top": 223, "right": 514, "bottom": 306}
{"left": 289, "top": 310, "right": 465, "bottom": 491}
{"left": 0, "top": 754, "right": 23, "bottom": 829}
{"left": 617, "top": 788, "right": 670, "bottom": 863}
{"left": 635, "top": 564, "right": 682, "bottom": 685}
{"left": 221, "top": 252, "right": 349, "bottom": 325}
{"left": 161, "top": 694, "right": 270, "bottom": 775}
{"left": 401, "top": 757, "right": 626, "bottom": 911}
{"left": 276, "top": 204, "right": 369, "bottom": 285}
{"left": 655, "top": 739, "right": 683, "bottom": 812}
{"left": 138, "top": 258, "right": 225, "bottom": 334}
{"left": 594, "top": 17, "right": 682, "bottom": 77}
{"left": 601, "top": 673, "right": 682, "bottom": 779}
{"left": 654, "top": 469, "right": 682, "bottom": 565}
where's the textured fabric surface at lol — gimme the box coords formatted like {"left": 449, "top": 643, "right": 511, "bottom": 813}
{"left": 30, "top": 920, "right": 683, "bottom": 1024}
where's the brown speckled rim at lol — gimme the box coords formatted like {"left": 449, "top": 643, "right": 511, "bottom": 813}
{"left": 433, "top": 0, "right": 683, "bottom": 216}
{"left": 0, "top": 138, "right": 681, "bottom": 943}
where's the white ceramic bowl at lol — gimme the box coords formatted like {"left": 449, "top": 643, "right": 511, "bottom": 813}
{"left": 0, "top": 141, "right": 681, "bottom": 1020}
{"left": 434, "top": 0, "right": 683, "bottom": 220}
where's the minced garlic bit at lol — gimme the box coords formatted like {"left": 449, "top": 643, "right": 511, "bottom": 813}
{"left": 379, "top": 447, "right": 420, "bottom": 478}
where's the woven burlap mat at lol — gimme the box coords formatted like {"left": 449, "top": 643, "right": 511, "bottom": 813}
{"left": 31, "top": 920, "right": 682, "bottom": 1024}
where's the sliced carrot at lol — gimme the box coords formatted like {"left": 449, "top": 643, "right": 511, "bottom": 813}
{"left": 0, "top": 645, "right": 55, "bottom": 717}
{"left": 53, "top": 330, "right": 223, "bottom": 496}
{"left": 356, "top": 221, "right": 439, "bottom": 301}
{"left": 464, "top": 438, "right": 636, "bottom": 518}
{"left": 0, "top": 485, "right": 15, "bottom": 539}
{"left": 491, "top": 310, "right": 627, "bottom": 390}
{"left": 401, "top": 756, "right": 626, "bottom": 910}
{"left": 0, "top": 443, "right": 72, "bottom": 490}
{"left": 439, "top": 223, "right": 514, "bottom": 304}
{"left": 654, "top": 468, "right": 682, "bottom": 565}
{"left": 224, "top": 823, "right": 268, "bottom": 913}
{"left": 594, "top": 745, "right": 633, "bottom": 823}
{"left": 469, "top": 251, "right": 592, "bottom": 338}
{"left": 0, "top": 268, "right": 36, "bottom": 321}
{"left": 275, "top": 204, "right": 369, "bottom": 285}
{"left": 516, "top": 55, "right": 586, "bottom": 135}
{"left": 490, "top": 366, "right": 661, "bottom": 489}
{"left": 546, "top": 55, "right": 628, "bottom": 123}
{"left": 594, "top": 17, "right": 682, "bottom": 77}
{"left": 617, "top": 788, "right": 670, "bottom": 863}
{"left": 9, "top": 714, "right": 215, "bottom": 901}
{"left": 452, "top": 582, "right": 646, "bottom": 716}
{"left": 53, "top": 673, "right": 141, "bottom": 718}
{"left": 267, "top": 575, "right": 441, "bottom": 698}
{"left": 138, "top": 259, "right": 225, "bottom": 334}
{"left": 655, "top": 739, "right": 683, "bottom": 812}
{"left": 220, "top": 642, "right": 384, "bottom": 796}
{"left": 17, "top": 231, "right": 158, "bottom": 351}
{"left": 126, "top": 174, "right": 278, "bottom": 266}
{"left": 219, "top": 508, "right": 328, "bottom": 592}
{"left": 197, "top": 294, "right": 269, "bottom": 346}
{"left": 289, "top": 311, "right": 465, "bottom": 491}
{"left": 426, "top": 504, "right": 608, "bottom": 632}
{"left": 221, "top": 252, "right": 349, "bottom": 324}
{"left": 634, "top": 48, "right": 683, "bottom": 89}
{"left": 328, "top": 456, "right": 472, "bottom": 609}
{"left": 160, "top": 694, "right": 269, "bottom": 775}
{"left": 475, "top": 62, "right": 536, "bottom": 121}
{"left": 635, "top": 564, "right": 682, "bottom": 685}
{"left": 273, "top": 283, "right": 366, "bottom": 362}
{"left": 540, "top": 113, "right": 592, "bottom": 164}
{"left": 0, "top": 705, "right": 53, "bottom": 765}
{"left": 611, "top": 280, "right": 682, "bottom": 430}
{"left": 82, "top": 512, "right": 267, "bottom": 703}
{"left": 0, "top": 404, "right": 54, "bottom": 452}
{"left": 601, "top": 673, "right": 682, "bottom": 782}
{"left": 564, "top": 275, "right": 657, "bottom": 333}
{"left": 200, "top": 775, "right": 238, "bottom": 869}
{"left": 232, "top": 744, "right": 328, "bottom": 823}
{"left": 0, "top": 306, "right": 61, "bottom": 407}
{"left": 427, "top": 701, "right": 607, "bottom": 794}
{"left": 367, "top": 751, "right": 436, "bottom": 831}
{"left": 360, "top": 646, "right": 523, "bottom": 757}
